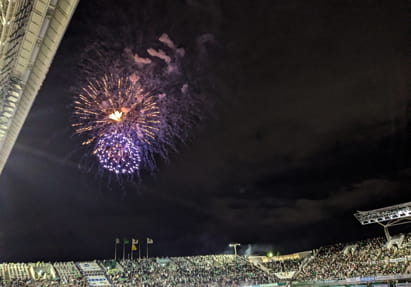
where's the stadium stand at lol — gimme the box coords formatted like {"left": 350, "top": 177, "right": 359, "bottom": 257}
{"left": 114, "top": 255, "right": 277, "bottom": 286}
{"left": 29, "top": 262, "right": 57, "bottom": 281}
{"left": 53, "top": 261, "right": 85, "bottom": 285}
{"left": 296, "top": 234, "right": 411, "bottom": 281}
{"left": 0, "top": 262, "right": 31, "bottom": 282}
{"left": 1, "top": 233, "right": 411, "bottom": 286}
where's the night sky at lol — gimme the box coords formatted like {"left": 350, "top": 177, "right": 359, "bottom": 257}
{"left": 0, "top": 0, "right": 409, "bottom": 262}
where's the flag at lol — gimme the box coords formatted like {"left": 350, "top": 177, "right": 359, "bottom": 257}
{"left": 131, "top": 244, "right": 137, "bottom": 251}
{"left": 147, "top": 237, "right": 153, "bottom": 244}
{"left": 115, "top": 238, "right": 120, "bottom": 244}
{"left": 123, "top": 238, "right": 129, "bottom": 244}
{"left": 132, "top": 238, "right": 139, "bottom": 245}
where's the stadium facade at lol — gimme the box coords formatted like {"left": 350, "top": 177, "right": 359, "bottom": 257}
{"left": 0, "top": 0, "right": 79, "bottom": 175}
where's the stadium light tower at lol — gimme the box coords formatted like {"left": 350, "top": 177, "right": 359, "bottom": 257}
{"left": 229, "top": 243, "right": 241, "bottom": 256}
{"left": 354, "top": 202, "right": 411, "bottom": 241}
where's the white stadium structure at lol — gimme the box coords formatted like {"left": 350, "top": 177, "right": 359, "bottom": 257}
{"left": 0, "top": 0, "right": 78, "bottom": 174}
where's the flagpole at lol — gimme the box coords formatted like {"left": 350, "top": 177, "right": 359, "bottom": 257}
{"left": 114, "top": 240, "right": 117, "bottom": 260}
{"left": 131, "top": 243, "right": 133, "bottom": 260}
{"left": 139, "top": 241, "right": 141, "bottom": 260}
{"left": 123, "top": 240, "right": 126, "bottom": 261}
{"left": 146, "top": 239, "right": 149, "bottom": 258}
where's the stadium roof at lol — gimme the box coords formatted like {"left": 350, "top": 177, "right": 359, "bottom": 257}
{"left": 354, "top": 202, "right": 411, "bottom": 226}
{"left": 0, "top": 0, "right": 79, "bottom": 175}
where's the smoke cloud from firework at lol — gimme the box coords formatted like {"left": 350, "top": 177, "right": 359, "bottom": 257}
{"left": 242, "top": 244, "right": 279, "bottom": 257}
{"left": 72, "top": 33, "right": 206, "bottom": 178}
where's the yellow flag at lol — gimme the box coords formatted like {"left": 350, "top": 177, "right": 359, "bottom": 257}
{"left": 131, "top": 244, "right": 137, "bottom": 251}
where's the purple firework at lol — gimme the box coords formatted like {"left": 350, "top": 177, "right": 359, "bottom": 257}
{"left": 94, "top": 131, "right": 141, "bottom": 174}
{"left": 72, "top": 32, "right": 203, "bottom": 177}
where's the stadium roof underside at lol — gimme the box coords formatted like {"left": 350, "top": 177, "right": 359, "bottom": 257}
{"left": 0, "top": 0, "right": 79, "bottom": 175}
{"left": 354, "top": 202, "right": 411, "bottom": 239}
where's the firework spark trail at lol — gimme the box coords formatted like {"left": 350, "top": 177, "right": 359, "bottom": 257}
{"left": 72, "top": 33, "right": 204, "bottom": 178}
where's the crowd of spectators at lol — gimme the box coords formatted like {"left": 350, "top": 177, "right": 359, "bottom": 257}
{"left": 0, "top": 262, "right": 32, "bottom": 286}
{"left": 297, "top": 233, "right": 411, "bottom": 281}
{"left": 0, "top": 261, "right": 88, "bottom": 286}
{"left": 263, "top": 261, "right": 282, "bottom": 273}
{"left": 1, "top": 234, "right": 411, "bottom": 286}
{"left": 53, "top": 262, "right": 86, "bottom": 286}
{"left": 111, "top": 255, "right": 277, "bottom": 287}
{"left": 260, "top": 258, "right": 302, "bottom": 282}
{"left": 283, "top": 259, "right": 301, "bottom": 272}
{"left": 263, "top": 259, "right": 302, "bottom": 273}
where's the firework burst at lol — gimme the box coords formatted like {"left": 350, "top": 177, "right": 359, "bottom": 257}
{"left": 73, "top": 73, "right": 160, "bottom": 147}
{"left": 94, "top": 131, "right": 141, "bottom": 174}
{"left": 72, "top": 32, "right": 206, "bottom": 178}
